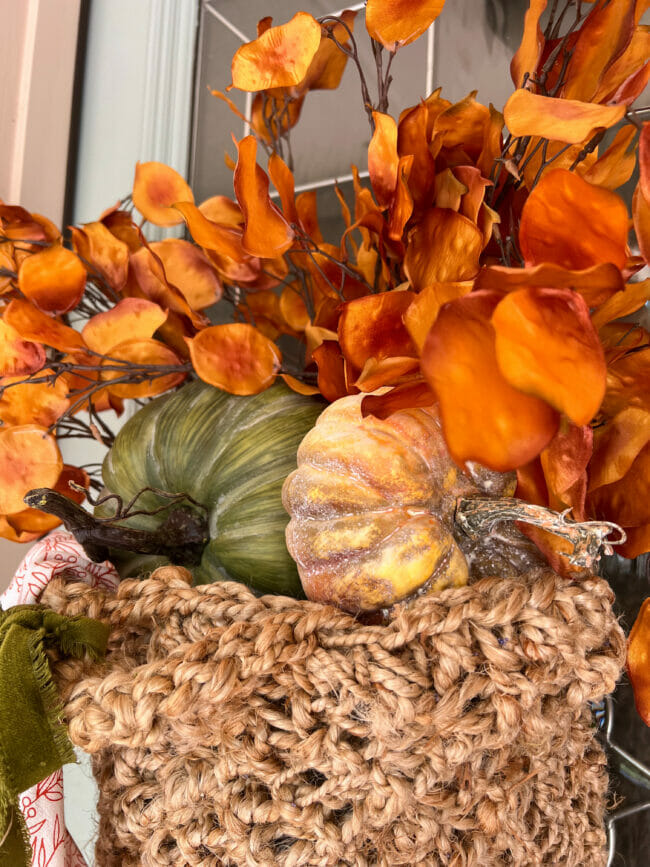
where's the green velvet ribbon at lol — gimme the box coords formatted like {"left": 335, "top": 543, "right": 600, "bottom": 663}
{"left": 0, "top": 605, "right": 110, "bottom": 866}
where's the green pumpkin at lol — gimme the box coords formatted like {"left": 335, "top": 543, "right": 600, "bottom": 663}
{"left": 100, "top": 380, "right": 324, "bottom": 595}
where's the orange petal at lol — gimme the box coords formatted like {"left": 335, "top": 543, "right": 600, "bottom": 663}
{"left": 360, "top": 380, "right": 435, "bottom": 420}
{"left": 173, "top": 201, "right": 246, "bottom": 261}
{"left": 433, "top": 168, "right": 466, "bottom": 211}
{"left": 421, "top": 292, "right": 558, "bottom": 471}
{"left": 0, "top": 371, "right": 69, "bottom": 428}
{"left": 280, "top": 284, "right": 310, "bottom": 331}
{"left": 519, "top": 168, "right": 628, "bottom": 270}
{"left": 129, "top": 246, "right": 208, "bottom": 330}
{"left": 540, "top": 422, "right": 592, "bottom": 516}
{"left": 313, "top": 340, "right": 352, "bottom": 402}
{"left": 268, "top": 153, "right": 299, "bottom": 225}
{"left": 0, "top": 425, "right": 63, "bottom": 514}
{"left": 454, "top": 166, "right": 491, "bottom": 225}
{"left": 591, "top": 279, "right": 650, "bottom": 330}
{"left": 634, "top": 181, "right": 650, "bottom": 265}
{"left": 3, "top": 299, "right": 87, "bottom": 354}
{"left": 628, "top": 598, "right": 650, "bottom": 725}
{"left": 82, "top": 297, "right": 167, "bottom": 354}
{"left": 474, "top": 262, "right": 624, "bottom": 307}
{"left": 100, "top": 209, "right": 143, "bottom": 253}
{"left": 300, "top": 10, "right": 356, "bottom": 91}
{"left": 354, "top": 356, "right": 420, "bottom": 392}
{"left": 503, "top": 89, "right": 626, "bottom": 144}
{"left": 581, "top": 124, "right": 637, "bottom": 191}
{"left": 296, "top": 191, "right": 324, "bottom": 245}
{"left": 0, "top": 318, "right": 45, "bottom": 376}
{"left": 280, "top": 373, "right": 320, "bottom": 396}
{"left": 18, "top": 245, "right": 86, "bottom": 314}
{"left": 338, "top": 291, "right": 417, "bottom": 369}
{"left": 510, "top": 0, "right": 547, "bottom": 87}
{"left": 403, "top": 281, "right": 473, "bottom": 352}
{"left": 234, "top": 135, "right": 294, "bottom": 258}
{"left": 101, "top": 339, "right": 185, "bottom": 399}
{"left": 589, "top": 407, "right": 650, "bottom": 492}
{"left": 593, "top": 24, "right": 650, "bottom": 105}
{"left": 365, "top": 0, "right": 445, "bottom": 50}
{"left": 186, "top": 323, "right": 281, "bottom": 395}
{"left": 397, "top": 103, "right": 436, "bottom": 210}
{"left": 563, "top": 0, "right": 636, "bottom": 101}
{"left": 640, "top": 122, "right": 650, "bottom": 203}
{"left": 230, "top": 12, "right": 322, "bottom": 91}
{"left": 433, "top": 92, "right": 491, "bottom": 161}
{"left": 368, "top": 112, "right": 399, "bottom": 208}
{"left": 132, "top": 161, "right": 194, "bottom": 227}
{"left": 198, "top": 195, "right": 244, "bottom": 228}
{"left": 404, "top": 208, "right": 483, "bottom": 290}
{"left": 589, "top": 441, "right": 650, "bottom": 528}
{"left": 387, "top": 155, "right": 414, "bottom": 241}
{"left": 149, "top": 239, "right": 221, "bottom": 310}
{"left": 70, "top": 221, "right": 129, "bottom": 292}
{"left": 492, "top": 288, "right": 606, "bottom": 425}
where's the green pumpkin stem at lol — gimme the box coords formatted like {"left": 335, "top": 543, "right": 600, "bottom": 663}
{"left": 23, "top": 488, "right": 209, "bottom": 566}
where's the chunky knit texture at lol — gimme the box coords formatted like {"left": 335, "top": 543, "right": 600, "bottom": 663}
{"left": 43, "top": 565, "right": 625, "bottom": 867}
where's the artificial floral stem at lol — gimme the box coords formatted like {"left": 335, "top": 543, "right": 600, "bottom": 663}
{"left": 455, "top": 496, "right": 626, "bottom": 570}
{"left": 23, "top": 488, "right": 209, "bottom": 566}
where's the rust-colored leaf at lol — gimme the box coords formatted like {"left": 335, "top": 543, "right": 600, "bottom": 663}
{"left": 313, "top": 340, "right": 353, "bottom": 402}
{"left": 250, "top": 93, "right": 305, "bottom": 143}
{"left": 591, "top": 279, "right": 650, "bottom": 330}
{"left": 82, "top": 297, "right": 167, "bottom": 354}
{"left": 492, "top": 288, "right": 606, "bottom": 425}
{"left": 628, "top": 598, "right": 650, "bottom": 725}
{"left": 338, "top": 292, "right": 417, "bottom": 370}
{"left": 589, "top": 407, "right": 650, "bottom": 491}
{"left": 101, "top": 339, "right": 186, "bottom": 399}
{"left": 149, "top": 239, "right": 221, "bottom": 310}
{"left": 132, "top": 161, "right": 194, "bottom": 227}
{"left": 365, "top": 0, "right": 446, "bottom": 50}
{"left": 280, "top": 284, "right": 309, "bottom": 331}
{"left": 70, "top": 221, "right": 130, "bottom": 292}
{"left": 397, "top": 103, "right": 436, "bottom": 210}
{"left": 299, "top": 10, "right": 357, "bottom": 92}
{"left": 404, "top": 208, "right": 483, "bottom": 290}
{"left": 234, "top": 135, "right": 294, "bottom": 258}
{"left": 354, "top": 356, "right": 420, "bottom": 392}
{"left": 268, "top": 153, "right": 299, "bottom": 226}
{"left": 581, "top": 125, "right": 637, "bottom": 191}
{"left": 519, "top": 169, "right": 628, "bottom": 270}
{"left": 280, "top": 374, "right": 320, "bottom": 396}
{"left": 540, "top": 422, "right": 593, "bottom": 518}
{"left": 0, "top": 318, "right": 45, "bottom": 376}
{"left": 387, "top": 155, "right": 414, "bottom": 241}
{"left": 421, "top": 292, "right": 558, "bottom": 471}
{"left": 0, "top": 425, "right": 63, "bottom": 514}
{"left": 0, "top": 372, "right": 69, "bottom": 428}
{"left": 129, "top": 246, "right": 208, "bottom": 330}
{"left": 510, "top": 0, "right": 547, "bottom": 87}
{"left": 230, "top": 12, "right": 322, "bottom": 91}
{"left": 433, "top": 168, "right": 466, "bottom": 212}
{"left": 4, "top": 465, "right": 90, "bottom": 539}
{"left": 4, "top": 299, "right": 87, "bottom": 354}
{"left": 433, "top": 92, "right": 491, "bottom": 162}
{"left": 18, "top": 245, "right": 86, "bottom": 314}
{"left": 368, "top": 112, "right": 399, "bottom": 208}
{"left": 360, "top": 380, "right": 436, "bottom": 420}
{"left": 474, "top": 262, "right": 624, "bottom": 307}
{"left": 503, "top": 89, "right": 626, "bottom": 144}
{"left": 403, "top": 281, "right": 473, "bottom": 352}
{"left": 173, "top": 201, "right": 246, "bottom": 262}
{"left": 198, "top": 195, "right": 244, "bottom": 228}
{"left": 593, "top": 24, "right": 650, "bottom": 105}
{"left": 589, "top": 441, "right": 650, "bottom": 528}
{"left": 186, "top": 323, "right": 281, "bottom": 395}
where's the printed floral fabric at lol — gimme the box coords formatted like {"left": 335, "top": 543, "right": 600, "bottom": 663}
{"left": 0, "top": 532, "right": 119, "bottom": 867}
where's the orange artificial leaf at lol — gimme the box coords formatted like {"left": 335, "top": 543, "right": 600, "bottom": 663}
{"left": 230, "top": 12, "right": 322, "bottom": 91}
{"left": 510, "top": 0, "right": 547, "bottom": 87}
{"left": 198, "top": 195, "right": 244, "bottom": 228}
{"left": 18, "top": 245, "right": 86, "bottom": 314}
{"left": 397, "top": 103, "right": 436, "bottom": 210}
{"left": 0, "top": 515, "right": 41, "bottom": 544}
{"left": 280, "top": 373, "right": 320, "bottom": 396}
{"left": 360, "top": 380, "right": 435, "bottom": 420}
{"left": 101, "top": 339, "right": 185, "bottom": 399}
{"left": 589, "top": 441, "right": 650, "bottom": 528}
{"left": 186, "top": 323, "right": 281, "bottom": 395}
{"left": 404, "top": 208, "right": 483, "bottom": 289}
{"left": 640, "top": 122, "right": 650, "bottom": 202}
{"left": 562, "top": 0, "right": 636, "bottom": 102}
{"left": 593, "top": 24, "right": 650, "bottom": 105}
{"left": 313, "top": 340, "right": 352, "bottom": 402}
{"left": 365, "top": 0, "right": 446, "bottom": 50}
{"left": 519, "top": 169, "right": 628, "bottom": 270}
{"left": 474, "top": 262, "right": 624, "bottom": 307}
{"left": 591, "top": 279, "right": 650, "bottom": 330}
{"left": 280, "top": 284, "right": 310, "bottom": 331}
{"left": 129, "top": 246, "right": 208, "bottom": 329}
{"left": 581, "top": 125, "right": 637, "bottom": 191}
{"left": 589, "top": 407, "right": 650, "bottom": 491}
{"left": 238, "top": 291, "right": 284, "bottom": 340}
{"left": 149, "top": 239, "right": 221, "bottom": 310}
{"left": 100, "top": 209, "right": 143, "bottom": 253}
{"left": 338, "top": 292, "right": 417, "bottom": 370}
{"left": 268, "top": 154, "right": 299, "bottom": 226}
{"left": 355, "top": 356, "right": 420, "bottom": 392}
{"left": 234, "top": 136, "right": 294, "bottom": 258}
{"left": 619, "top": 524, "right": 650, "bottom": 559}
{"left": 132, "top": 161, "right": 194, "bottom": 227}
{"left": 296, "top": 191, "right": 324, "bottom": 244}
{"left": 70, "top": 221, "right": 130, "bottom": 292}
{"left": 6, "top": 465, "right": 90, "bottom": 538}
{"left": 173, "top": 201, "right": 246, "bottom": 263}
{"left": 433, "top": 168, "right": 466, "bottom": 212}
{"left": 0, "top": 425, "right": 62, "bottom": 514}
{"left": 3, "top": 299, "right": 87, "bottom": 354}
{"left": 0, "top": 319, "right": 45, "bottom": 376}
{"left": 540, "top": 422, "right": 593, "bottom": 518}
{"left": 0, "top": 371, "right": 69, "bottom": 428}
{"left": 301, "top": 10, "right": 356, "bottom": 91}
{"left": 492, "top": 288, "right": 606, "bottom": 425}
{"left": 628, "top": 598, "right": 650, "bottom": 725}
{"left": 403, "top": 281, "right": 473, "bottom": 351}
{"left": 503, "top": 89, "right": 626, "bottom": 144}
{"left": 250, "top": 92, "right": 305, "bottom": 143}
{"left": 82, "top": 297, "right": 167, "bottom": 354}
{"left": 520, "top": 138, "right": 598, "bottom": 189}
{"left": 454, "top": 166, "right": 491, "bottom": 225}
{"left": 433, "top": 93, "right": 491, "bottom": 161}
{"left": 305, "top": 324, "right": 339, "bottom": 360}
{"left": 421, "top": 292, "right": 558, "bottom": 471}
{"left": 634, "top": 148, "right": 650, "bottom": 263}
{"left": 477, "top": 105, "right": 505, "bottom": 180}
{"left": 368, "top": 112, "right": 399, "bottom": 208}
{"left": 387, "top": 155, "right": 414, "bottom": 241}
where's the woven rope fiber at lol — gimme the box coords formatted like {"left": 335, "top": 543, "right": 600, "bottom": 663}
{"left": 43, "top": 564, "right": 625, "bottom": 867}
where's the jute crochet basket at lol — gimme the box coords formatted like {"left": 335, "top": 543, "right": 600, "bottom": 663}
{"left": 43, "top": 563, "right": 625, "bottom": 867}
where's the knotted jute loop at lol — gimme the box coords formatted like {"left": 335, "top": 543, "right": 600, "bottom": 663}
{"left": 43, "top": 566, "right": 625, "bottom": 867}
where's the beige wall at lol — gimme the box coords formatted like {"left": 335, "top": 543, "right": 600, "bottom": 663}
{"left": 0, "top": 0, "right": 81, "bottom": 591}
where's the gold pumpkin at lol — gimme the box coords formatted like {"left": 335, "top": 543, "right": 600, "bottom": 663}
{"left": 282, "top": 393, "right": 516, "bottom": 613}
